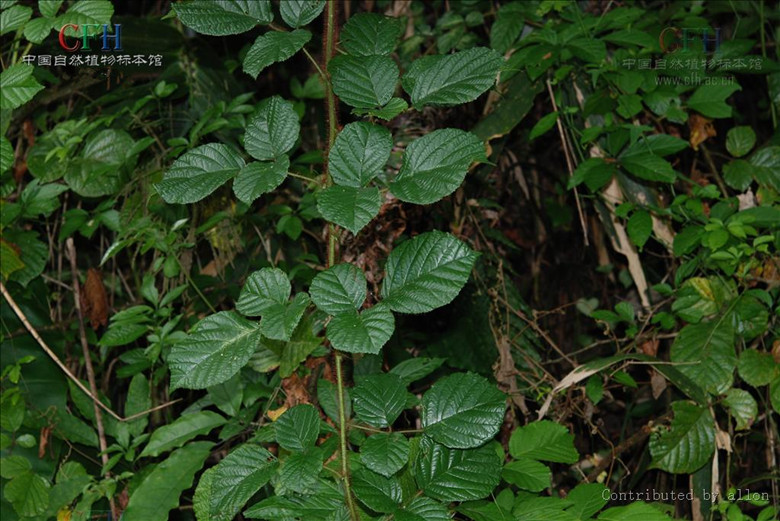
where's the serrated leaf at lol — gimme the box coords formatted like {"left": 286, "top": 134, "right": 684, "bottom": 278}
{"left": 414, "top": 436, "right": 501, "bottom": 502}
{"left": 723, "top": 388, "right": 757, "bottom": 430}
{"left": 245, "top": 96, "right": 300, "bottom": 161}
{"left": 237, "top": 268, "right": 291, "bottom": 315}
{"left": 244, "top": 486, "right": 346, "bottom": 518}
{"left": 341, "top": 12, "right": 402, "bottom": 56}
{"left": 381, "top": 231, "right": 479, "bottom": 314}
{"left": 723, "top": 159, "right": 753, "bottom": 191}
{"left": 123, "top": 442, "right": 212, "bottom": 521}
{"left": 649, "top": 401, "right": 715, "bottom": 474}
{"left": 402, "top": 47, "right": 502, "bottom": 108}
{"left": 620, "top": 153, "right": 676, "bottom": 183}
{"left": 627, "top": 210, "right": 652, "bottom": 248}
{"left": 274, "top": 404, "right": 320, "bottom": 452}
{"left": 389, "top": 357, "right": 445, "bottom": 385}
{"left": 279, "top": 0, "right": 324, "bottom": 28}
{"left": 352, "top": 468, "right": 402, "bottom": 513}
{"left": 328, "top": 121, "right": 392, "bottom": 188}
{"left": 23, "top": 16, "right": 54, "bottom": 44}
{"left": 395, "top": 496, "right": 451, "bottom": 521}
{"left": 39, "top": 0, "right": 63, "bottom": 18}
{"left": 156, "top": 143, "right": 244, "bottom": 204}
{"left": 726, "top": 126, "right": 756, "bottom": 158}
{"left": 566, "top": 482, "right": 609, "bottom": 520}
{"left": 329, "top": 55, "right": 398, "bottom": 108}
{"left": 502, "top": 457, "right": 551, "bottom": 492}
{"left": 172, "top": 0, "right": 271, "bottom": 36}
{"left": 670, "top": 319, "right": 736, "bottom": 395}
{"left": 361, "top": 432, "right": 410, "bottom": 477}
{"left": 352, "top": 97, "right": 408, "bottom": 121}
{"left": 125, "top": 374, "right": 150, "bottom": 437}
{"left": 243, "top": 30, "right": 311, "bottom": 79}
{"left": 352, "top": 373, "right": 407, "bottom": 428}
{"left": 328, "top": 304, "right": 394, "bottom": 355}
{"left": 55, "top": 0, "right": 112, "bottom": 25}
{"left": 421, "top": 372, "right": 505, "bottom": 449}
{"left": 168, "top": 311, "right": 263, "bottom": 390}
{"left": 317, "top": 185, "right": 381, "bottom": 235}
{"left": 139, "top": 411, "right": 225, "bottom": 458}
{"left": 598, "top": 502, "right": 672, "bottom": 521}
{"left": 390, "top": 128, "right": 484, "bottom": 204}
{"left": 490, "top": 2, "right": 526, "bottom": 53}
{"left": 687, "top": 83, "right": 741, "bottom": 118}
{"left": 3, "top": 471, "right": 49, "bottom": 517}
{"left": 317, "top": 378, "right": 351, "bottom": 423}
{"left": 260, "top": 292, "right": 309, "bottom": 341}
{"left": 508, "top": 420, "right": 578, "bottom": 463}
{"left": 0, "top": 136, "right": 13, "bottom": 175}
{"left": 310, "top": 263, "right": 367, "bottom": 315}
{"left": 0, "top": 456, "right": 31, "bottom": 480}
{"left": 233, "top": 157, "right": 289, "bottom": 204}
{"left": 274, "top": 447, "right": 323, "bottom": 494}
{"left": 0, "top": 64, "right": 44, "bottom": 110}
{"left": 737, "top": 349, "right": 777, "bottom": 387}
{"left": 0, "top": 5, "right": 31, "bottom": 36}
{"left": 621, "top": 134, "right": 689, "bottom": 158}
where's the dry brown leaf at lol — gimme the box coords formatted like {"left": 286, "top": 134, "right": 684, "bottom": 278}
{"left": 81, "top": 268, "right": 108, "bottom": 330}
{"left": 689, "top": 114, "right": 716, "bottom": 150}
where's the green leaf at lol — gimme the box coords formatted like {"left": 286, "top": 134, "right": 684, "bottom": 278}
{"left": 168, "top": 311, "right": 263, "bottom": 390}
{"left": 737, "top": 349, "right": 777, "bottom": 387}
{"left": 0, "top": 456, "right": 31, "bottom": 479}
{"left": 317, "top": 185, "right": 381, "bottom": 235}
{"left": 39, "top": 0, "right": 63, "bottom": 18}
{"left": 490, "top": 2, "right": 526, "bottom": 53}
{"left": 274, "top": 447, "right": 323, "bottom": 494}
{"left": 310, "top": 263, "right": 367, "bottom": 315}
{"left": 402, "top": 48, "right": 502, "bottom": 108}
{"left": 352, "top": 373, "right": 407, "bottom": 428}
{"left": 566, "top": 482, "right": 609, "bottom": 520}
{"left": 279, "top": 0, "right": 324, "bottom": 28}
{"left": 502, "top": 458, "right": 551, "bottom": 492}
{"left": 244, "top": 487, "right": 346, "bottom": 518}
{"left": 243, "top": 30, "right": 311, "bottom": 79}
{"left": 723, "top": 159, "right": 753, "bottom": 191}
{"left": 0, "top": 64, "right": 44, "bottom": 110}
{"left": 328, "top": 304, "right": 394, "bottom": 355}
{"left": 352, "top": 468, "right": 402, "bottom": 514}
{"left": 627, "top": 210, "right": 652, "bottom": 249}
{"left": 3, "top": 471, "right": 49, "bottom": 517}
{"left": 259, "top": 292, "right": 310, "bottom": 341}
{"left": 340, "top": 12, "right": 402, "bottom": 56}
{"left": 569, "top": 157, "right": 616, "bottom": 192}
{"left": 19, "top": 179, "right": 68, "bottom": 218}
{"left": 390, "top": 128, "right": 485, "bottom": 204}
{"left": 65, "top": 129, "right": 136, "bottom": 197}
{"left": 414, "top": 436, "right": 501, "bottom": 502}
{"left": 123, "top": 442, "right": 212, "bottom": 521}
{"left": 0, "top": 136, "right": 12, "bottom": 175}
{"left": 670, "top": 319, "right": 736, "bottom": 395}
{"left": 567, "top": 37, "right": 606, "bottom": 63}
{"left": 529, "top": 112, "right": 558, "bottom": 141}
{"left": 23, "top": 16, "right": 54, "bottom": 44}
{"left": 723, "top": 388, "right": 757, "bottom": 430}
{"left": 598, "top": 502, "right": 672, "bottom": 521}
{"left": 687, "top": 83, "right": 741, "bottom": 118}
{"left": 237, "top": 267, "right": 291, "bottom": 315}
{"left": 172, "top": 0, "right": 271, "bottom": 36}
{"left": 352, "top": 97, "right": 408, "bottom": 121}
{"left": 621, "top": 134, "right": 689, "bottom": 157}
{"left": 245, "top": 96, "right": 300, "bottom": 161}
{"left": 274, "top": 404, "right": 320, "bottom": 452}
{"left": 508, "top": 420, "right": 578, "bottom": 463}
{"left": 620, "top": 153, "right": 676, "bottom": 183}
{"left": 233, "top": 157, "right": 289, "bottom": 204}
{"left": 649, "top": 401, "right": 715, "bottom": 474}
{"left": 394, "top": 496, "right": 451, "bottom": 521}
{"left": 125, "top": 374, "right": 151, "bottom": 437}
{"left": 0, "top": 240, "right": 24, "bottom": 280}
{"left": 381, "top": 231, "right": 479, "bottom": 314}
{"left": 328, "top": 122, "right": 392, "bottom": 188}
{"left": 328, "top": 55, "right": 399, "bottom": 108}
{"left": 139, "top": 411, "right": 226, "bottom": 458}
{"left": 422, "top": 372, "right": 505, "bottom": 449}
{"left": 726, "top": 126, "right": 756, "bottom": 158}
{"left": 55, "top": 0, "right": 112, "bottom": 25}
{"left": 156, "top": 143, "right": 244, "bottom": 204}
{"left": 5, "top": 229, "right": 47, "bottom": 287}
{"left": 361, "top": 432, "right": 410, "bottom": 477}
{"left": 389, "top": 357, "right": 445, "bottom": 385}
{"left": 0, "top": 5, "right": 31, "bottom": 36}
{"left": 198, "top": 444, "right": 277, "bottom": 521}
{"left": 317, "top": 378, "right": 350, "bottom": 423}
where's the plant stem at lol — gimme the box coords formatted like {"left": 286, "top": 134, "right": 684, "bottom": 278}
{"left": 335, "top": 352, "right": 360, "bottom": 520}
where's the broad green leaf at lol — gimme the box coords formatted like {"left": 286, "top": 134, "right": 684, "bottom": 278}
{"left": 402, "top": 47, "right": 502, "bottom": 108}
{"left": 381, "top": 231, "right": 479, "bottom": 314}
{"left": 352, "top": 468, "right": 402, "bottom": 514}
{"left": 237, "top": 268, "right": 291, "bottom": 315}
{"left": 279, "top": 0, "right": 324, "bottom": 28}
{"left": 723, "top": 388, "right": 758, "bottom": 430}
{"left": 737, "top": 349, "right": 777, "bottom": 387}
{"left": 139, "top": 411, "right": 226, "bottom": 458}
{"left": 529, "top": 111, "right": 558, "bottom": 141}
{"left": 0, "top": 136, "right": 12, "bottom": 175}
{"left": 233, "top": 157, "right": 289, "bottom": 204}
{"left": 627, "top": 210, "right": 652, "bottom": 249}
{"left": 125, "top": 374, "right": 151, "bottom": 437}
{"left": 422, "top": 372, "right": 505, "bottom": 449}
{"left": 508, "top": 420, "right": 578, "bottom": 463}
{"left": 198, "top": 444, "right": 277, "bottom": 521}
{"left": 361, "top": 432, "right": 410, "bottom": 477}
{"left": 598, "top": 502, "right": 671, "bottom": 521}
{"left": 687, "top": 83, "right": 741, "bottom": 118}
{"left": 723, "top": 159, "right": 753, "bottom": 191}
{"left": 317, "top": 185, "right": 381, "bottom": 235}
{"left": 502, "top": 457, "right": 551, "bottom": 492}
{"left": 649, "top": 401, "right": 715, "bottom": 474}
{"left": 173, "top": 0, "right": 271, "bottom": 36}
{"left": 395, "top": 496, "right": 451, "bottom": 521}
{"left": 414, "top": 436, "right": 501, "bottom": 502}
{"left": 352, "top": 97, "right": 408, "bottom": 121}
{"left": 123, "top": 442, "right": 212, "bottom": 521}
{"left": 569, "top": 157, "right": 616, "bottom": 192}
{"left": 168, "top": 311, "right": 263, "bottom": 390}
{"left": 749, "top": 146, "right": 780, "bottom": 191}
{"left": 670, "top": 319, "right": 736, "bottom": 395}
{"left": 274, "top": 404, "right": 320, "bottom": 452}
{"left": 352, "top": 373, "right": 407, "bottom": 428}
{"left": 65, "top": 129, "right": 136, "bottom": 197}
{"left": 244, "top": 486, "right": 346, "bottom": 518}
{"left": 327, "top": 304, "right": 395, "bottom": 355}
{"left": 208, "top": 373, "right": 242, "bottom": 416}
{"left": 566, "top": 482, "right": 609, "bottom": 520}
{"left": 157, "top": 143, "right": 244, "bottom": 204}
{"left": 621, "top": 134, "right": 689, "bottom": 158}
{"left": 0, "top": 5, "right": 31, "bottom": 36}
{"left": 3, "top": 471, "right": 49, "bottom": 517}
{"left": 19, "top": 180, "right": 68, "bottom": 218}
{"left": 490, "top": 2, "right": 526, "bottom": 53}
{"left": 245, "top": 96, "right": 300, "bottom": 161}
{"left": 340, "top": 12, "right": 402, "bottom": 56}
{"left": 317, "top": 378, "right": 351, "bottom": 423}
{"left": 620, "top": 153, "right": 676, "bottom": 183}
{"left": 259, "top": 292, "right": 310, "bottom": 341}
{"left": 0, "top": 64, "right": 44, "bottom": 110}
{"left": 726, "top": 126, "right": 756, "bottom": 157}
{"left": 243, "top": 30, "right": 311, "bottom": 79}
{"left": 389, "top": 357, "right": 445, "bottom": 385}
{"left": 0, "top": 456, "right": 31, "bottom": 479}
{"left": 39, "top": 0, "right": 63, "bottom": 18}
{"left": 390, "top": 128, "right": 485, "bottom": 204}
{"left": 310, "top": 263, "right": 367, "bottom": 315}
{"left": 329, "top": 55, "right": 398, "bottom": 108}
{"left": 5, "top": 229, "right": 47, "bottom": 287}
{"left": 274, "top": 447, "right": 323, "bottom": 494}
{"left": 23, "top": 16, "right": 54, "bottom": 44}
{"left": 567, "top": 37, "right": 606, "bottom": 63}
{"left": 55, "top": 0, "right": 112, "bottom": 25}
{"left": 193, "top": 467, "right": 215, "bottom": 521}
{"left": 513, "top": 497, "right": 579, "bottom": 521}
{"left": 328, "top": 122, "right": 392, "bottom": 188}
{"left": 0, "top": 240, "right": 24, "bottom": 280}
